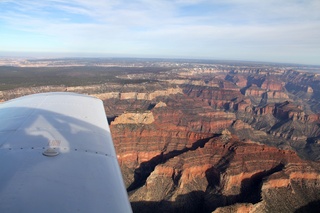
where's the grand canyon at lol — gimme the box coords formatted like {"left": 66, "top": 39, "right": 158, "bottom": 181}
{"left": 0, "top": 58, "right": 319, "bottom": 212}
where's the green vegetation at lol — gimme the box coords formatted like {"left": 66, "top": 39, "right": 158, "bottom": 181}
{"left": 0, "top": 66, "right": 167, "bottom": 90}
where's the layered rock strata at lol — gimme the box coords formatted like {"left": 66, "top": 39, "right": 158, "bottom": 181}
{"left": 127, "top": 135, "right": 320, "bottom": 213}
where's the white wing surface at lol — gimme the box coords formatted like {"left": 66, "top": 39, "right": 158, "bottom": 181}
{"left": 0, "top": 92, "right": 132, "bottom": 213}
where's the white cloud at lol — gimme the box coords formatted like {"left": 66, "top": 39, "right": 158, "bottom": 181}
{"left": 0, "top": 0, "right": 319, "bottom": 64}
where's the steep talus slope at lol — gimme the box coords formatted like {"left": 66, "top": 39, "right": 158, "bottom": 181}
{"left": 128, "top": 136, "right": 320, "bottom": 213}
{"left": 107, "top": 86, "right": 320, "bottom": 213}
{"left": 1, "top": 64, "right": 320, "bottom": 213}
{"left": 110, "top": 94, "right": 235, "bottom": 187}
{"left": 220, "top": 71, "right": 320, "bottom": 160}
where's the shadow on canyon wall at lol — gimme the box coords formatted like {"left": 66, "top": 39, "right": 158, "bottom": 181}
{"left": 131, "top": 163, "right": 285, "bottom": 213}
{"left": 295, "top": 200, "right": 320, "bottom": 213}
{"left": 127, "top": 135, "right": 218, "bottom": 192}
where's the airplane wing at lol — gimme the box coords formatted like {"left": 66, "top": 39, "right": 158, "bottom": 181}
{"left": 0, "top": 92, "right": 132, "bottom": 213}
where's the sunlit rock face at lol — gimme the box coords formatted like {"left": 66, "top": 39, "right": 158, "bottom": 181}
{"left": 106, "top": 69, "right": 319, "bottom": 212}
{"left": 120, "top": 135, "right": 320, "bottom": 213}
{"left": 107, "top": 90, "right": 319, "bottom": 212}
{"left": 1, "top": 64, "right": 320, "bottom": 213}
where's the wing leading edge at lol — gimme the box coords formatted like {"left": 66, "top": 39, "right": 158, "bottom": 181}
{"left": 0, "top": 92, "right": 132, "bottom": 213}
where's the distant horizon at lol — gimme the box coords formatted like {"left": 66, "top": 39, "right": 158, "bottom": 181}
{"left": 1, "top": 51, "right": 320, "bottom": 67}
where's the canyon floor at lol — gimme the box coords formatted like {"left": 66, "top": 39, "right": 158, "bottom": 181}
{"left": 1, "top": 58, "right": 320, "bottom": 212}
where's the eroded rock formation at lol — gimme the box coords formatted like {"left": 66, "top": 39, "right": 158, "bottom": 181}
{"left": 1, "top": 62, "right": 320, "bottom": 213}
{"left": 126, "top": 135, "right": 320, "bottom": 213}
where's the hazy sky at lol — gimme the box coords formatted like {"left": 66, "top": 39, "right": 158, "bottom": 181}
{"left": 0, "top": 0, "right": 319, "bottom": 65}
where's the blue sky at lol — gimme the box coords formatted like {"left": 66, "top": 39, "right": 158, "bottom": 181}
{"left": 0, "top": 0, "right": 319, "bottom": 65}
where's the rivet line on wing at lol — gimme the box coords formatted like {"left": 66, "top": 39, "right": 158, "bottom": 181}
{"left": 0, "top": 147, "right": 114, "bottom": 157}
